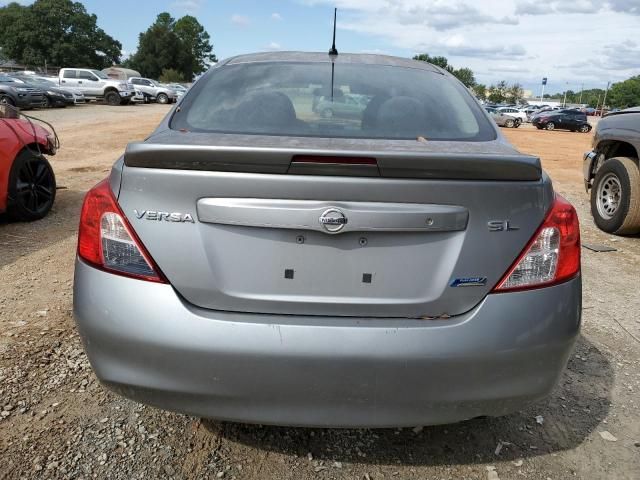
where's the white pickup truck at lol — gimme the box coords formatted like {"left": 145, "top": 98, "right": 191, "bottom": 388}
{"left": 58, "top": 68, "right": 135, "bottom": 106}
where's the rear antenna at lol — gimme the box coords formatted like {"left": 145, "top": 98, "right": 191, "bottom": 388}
{"left": 329, "top": 8, "right": 338, "bottom": 102}
{"left": 329, "top": 8, "right": 338, "bottom": 56}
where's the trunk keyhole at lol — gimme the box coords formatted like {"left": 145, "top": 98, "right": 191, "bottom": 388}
{"left": 296, "top": 235, "right": 305, "bottom": 244}
{"left": 359, "top": 237, "right": 368, "bottom": 246}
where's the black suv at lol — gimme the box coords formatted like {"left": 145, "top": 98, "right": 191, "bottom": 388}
{"left": 532, "top": 109, "right": 592, "bottom": 133}
{"left": 0, "top": 74, "right": 45, "bottom": 109}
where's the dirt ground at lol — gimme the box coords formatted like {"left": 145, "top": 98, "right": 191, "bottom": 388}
{"left": 1, "top": 105, "right": 639, "bottom": 480}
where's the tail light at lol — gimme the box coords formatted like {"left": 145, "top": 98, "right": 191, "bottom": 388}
{"left": 77, "top": 179, "right": 167, "bottom": 283}
{"left": 493, "top": 195, "right": 580, "bottom": 292}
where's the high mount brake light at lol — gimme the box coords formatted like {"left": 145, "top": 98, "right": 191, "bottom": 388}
{"left": 291, "top": 155, "right": 378, "bottom": 165}
{"left": 493, "top": 195, "right": 580, "bottom": 292}
{"left": 77, "top": 179, "right": 167, "bottom": 283}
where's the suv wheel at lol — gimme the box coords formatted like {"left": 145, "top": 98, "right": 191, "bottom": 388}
{"left": 579, "top": 124, "right": 591, "bottom": 133}
{"left": 0, "top": 95, "right": 15, "bottom": 107}
{"left": 156, "top": 93, "right": 169, "bottom": 104}
{"left": 545, "top": 122, "right": 555, "bottom": 131}
{"left": 7, "top": 150, "right": 56, "bottom": 221}
{"left": 591, "top": 157, "right": 640, "bottom": 235}
{"left": 105, "top": 91, "right": 121, "bottom": 106}
{"left": 504, "top": 118, "right": 515, "bottom": 128}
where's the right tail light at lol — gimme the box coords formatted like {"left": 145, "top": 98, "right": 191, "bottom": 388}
{"left": 493, "top": 194, "right": 580, "bottom": 292}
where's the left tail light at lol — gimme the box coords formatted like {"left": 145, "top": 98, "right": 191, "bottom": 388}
{"left": 77, "top": 179, "right": 167, "bottom": 283}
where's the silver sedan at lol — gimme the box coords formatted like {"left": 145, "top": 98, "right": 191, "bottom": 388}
{"left": 74, "top": 51, "right": 581, "bottom": 428}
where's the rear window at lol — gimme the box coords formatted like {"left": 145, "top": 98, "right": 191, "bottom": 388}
{"left": 171, "top": 62, "right": 495, "bottom": 141}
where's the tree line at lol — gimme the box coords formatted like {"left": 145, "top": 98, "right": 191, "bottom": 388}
{"left": 413, "top": 54, "right": 526, "bottom": 104}
{"left": 542, "top": 77, "right": 640, "bottom": 109}
{"left": 0, "top": 0, "right": 214, "bottom": 81}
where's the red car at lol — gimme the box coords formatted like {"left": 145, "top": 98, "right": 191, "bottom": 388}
{"left": 0, "top": 115, "right": 57, "bottom": 221}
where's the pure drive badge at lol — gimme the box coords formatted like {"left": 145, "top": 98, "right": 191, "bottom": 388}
{"left": 450, "top": 277, "right": 488, "bottom": 287}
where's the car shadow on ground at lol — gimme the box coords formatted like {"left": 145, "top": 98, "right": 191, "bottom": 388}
{"left": 0, "top": 188, "right": 84, "bottom": 269}
{"left": 203, "top": 334, "right": 611, "bottom": 466}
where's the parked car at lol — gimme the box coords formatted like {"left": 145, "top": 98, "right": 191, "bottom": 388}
{"left": 0, "top": 74, "right": 45, "bottom": 109}
{"left": 74, "top": 51, "right": 581, "bottom": 428}
{"left": 312, "top": 92, "right": 363, "bottom": 118}
{"left": 10, "top": 75, "right": 75, "bottom": 108}
{"left": 166, "top": 83, "right": 188, "bottom": 97}
{"left": 496, "top": 107, "right": 528, "bottom": 123}
{"left": 532, "top": 110, "right": 592, "bottom": 132}
{"left": 583, "top": 107, "right": 640, "bottom": 235}
{"left": 24, "top": 75, "right": 87, "bottom": 104}
{"left": 0, "top": 106, "right": 57, "bottom": 220}
{"left": 131, "top": 89, "right": 150, "bottom": 104}
{"left": 58, "top": 68, "right": 135, "bottom": 105}
{"left": 522, "top": 105, "right": 541, "bottom": 115}
{"left": 485, "top": 107, "right": 520, "bottom": 128}
{"left": 128, "top": 77, "right": 176, "bottom": 104}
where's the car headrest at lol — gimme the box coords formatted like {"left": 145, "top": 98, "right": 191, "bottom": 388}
{"left": 361, "top": 95, "right": 390, "bottom": 130}
{"left": 234, "top": 91, "right": 298, "bottom": 127}
{"left": 375, "top": 96, "right": 427, "bottom": 136}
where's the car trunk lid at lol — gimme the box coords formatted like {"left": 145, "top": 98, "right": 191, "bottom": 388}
{"left": 116, "top": 134, "right": 551, "bottom": 318}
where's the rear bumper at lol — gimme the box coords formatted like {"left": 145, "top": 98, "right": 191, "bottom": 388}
{"left": 73, "top": 259, "right": 581, "bottom": 427}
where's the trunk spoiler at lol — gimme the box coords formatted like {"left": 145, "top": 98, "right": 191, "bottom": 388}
{"left": 124, "top": 142, "right": 542, "bottom": 181}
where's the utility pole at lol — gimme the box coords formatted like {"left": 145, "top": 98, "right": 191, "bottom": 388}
{"left": 562, "top": 82, "right": 568, "bottom": 107}
{"left": 579, "top": 83, "right": 584, "bottom": 104}
{"left": 601, "top": 81, "right": 611, "bottom": 115}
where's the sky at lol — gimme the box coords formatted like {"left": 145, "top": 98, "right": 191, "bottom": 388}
{"left": 2, "top": 0, "right": 639, "bottom": 95}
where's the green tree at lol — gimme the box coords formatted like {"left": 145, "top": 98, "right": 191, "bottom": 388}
{"left": 488, "top": 81, "right": 508, "bottom": 103}
{"left": 607, "top": 76, "right": 640, "bottom": 108}
{"left": 127, "top": 13, "right": 181, "bottom": 79}
{"left": 541, "top": 88, "right": 606, "bottom": 107}
{"left": 413, "top": 53, "right": 475, "bottom": 88}
{"left": 0, "top": 0, "right": 121, "bottom": 69}
{"left": 128, "top": 12, "right": 216, "bottom": 81}
{"left": 453, "top": 67, "right": 476, "bottom": 88}
{"left": 506, "top": 83, "right": 524, "bottom": 104}
{"left": 159, "top": 68, "right": 184, "bottom": 83}
{"left": 473, "top": 84, "right": 487, "bottom": 101}
{"left": 173, "top": 15, "right": 216, "bottom": 79}
{"left": 413, "top": 53, "right": 451, "bottom": 71}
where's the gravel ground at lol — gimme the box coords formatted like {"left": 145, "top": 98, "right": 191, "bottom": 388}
{"left": 0, "top": 104, "right": 639, "bottom": 480}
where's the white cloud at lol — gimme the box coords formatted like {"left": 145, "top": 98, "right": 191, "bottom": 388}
{"left": 515, "top": 0, "right": 640, "bottom": 16}
{"left": 271, "top": 12, "right": 283, "bottom": 21}
{"left": 515, "top": 0, "right": 600, "bottom": 15}
{"left": 607, "top": 0, "right": 640, "bottom": 15}
{"left": 301, "top": 0, "right": 637, "bottom": 89}
{"left": 171, "top": 0, "right": 205, "bottom": 13}
{"left": 230, "top": 14, "right": 251, "bottom": 27}
{"left": 265, "top": 41, "right": 282, "bottom": 51}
